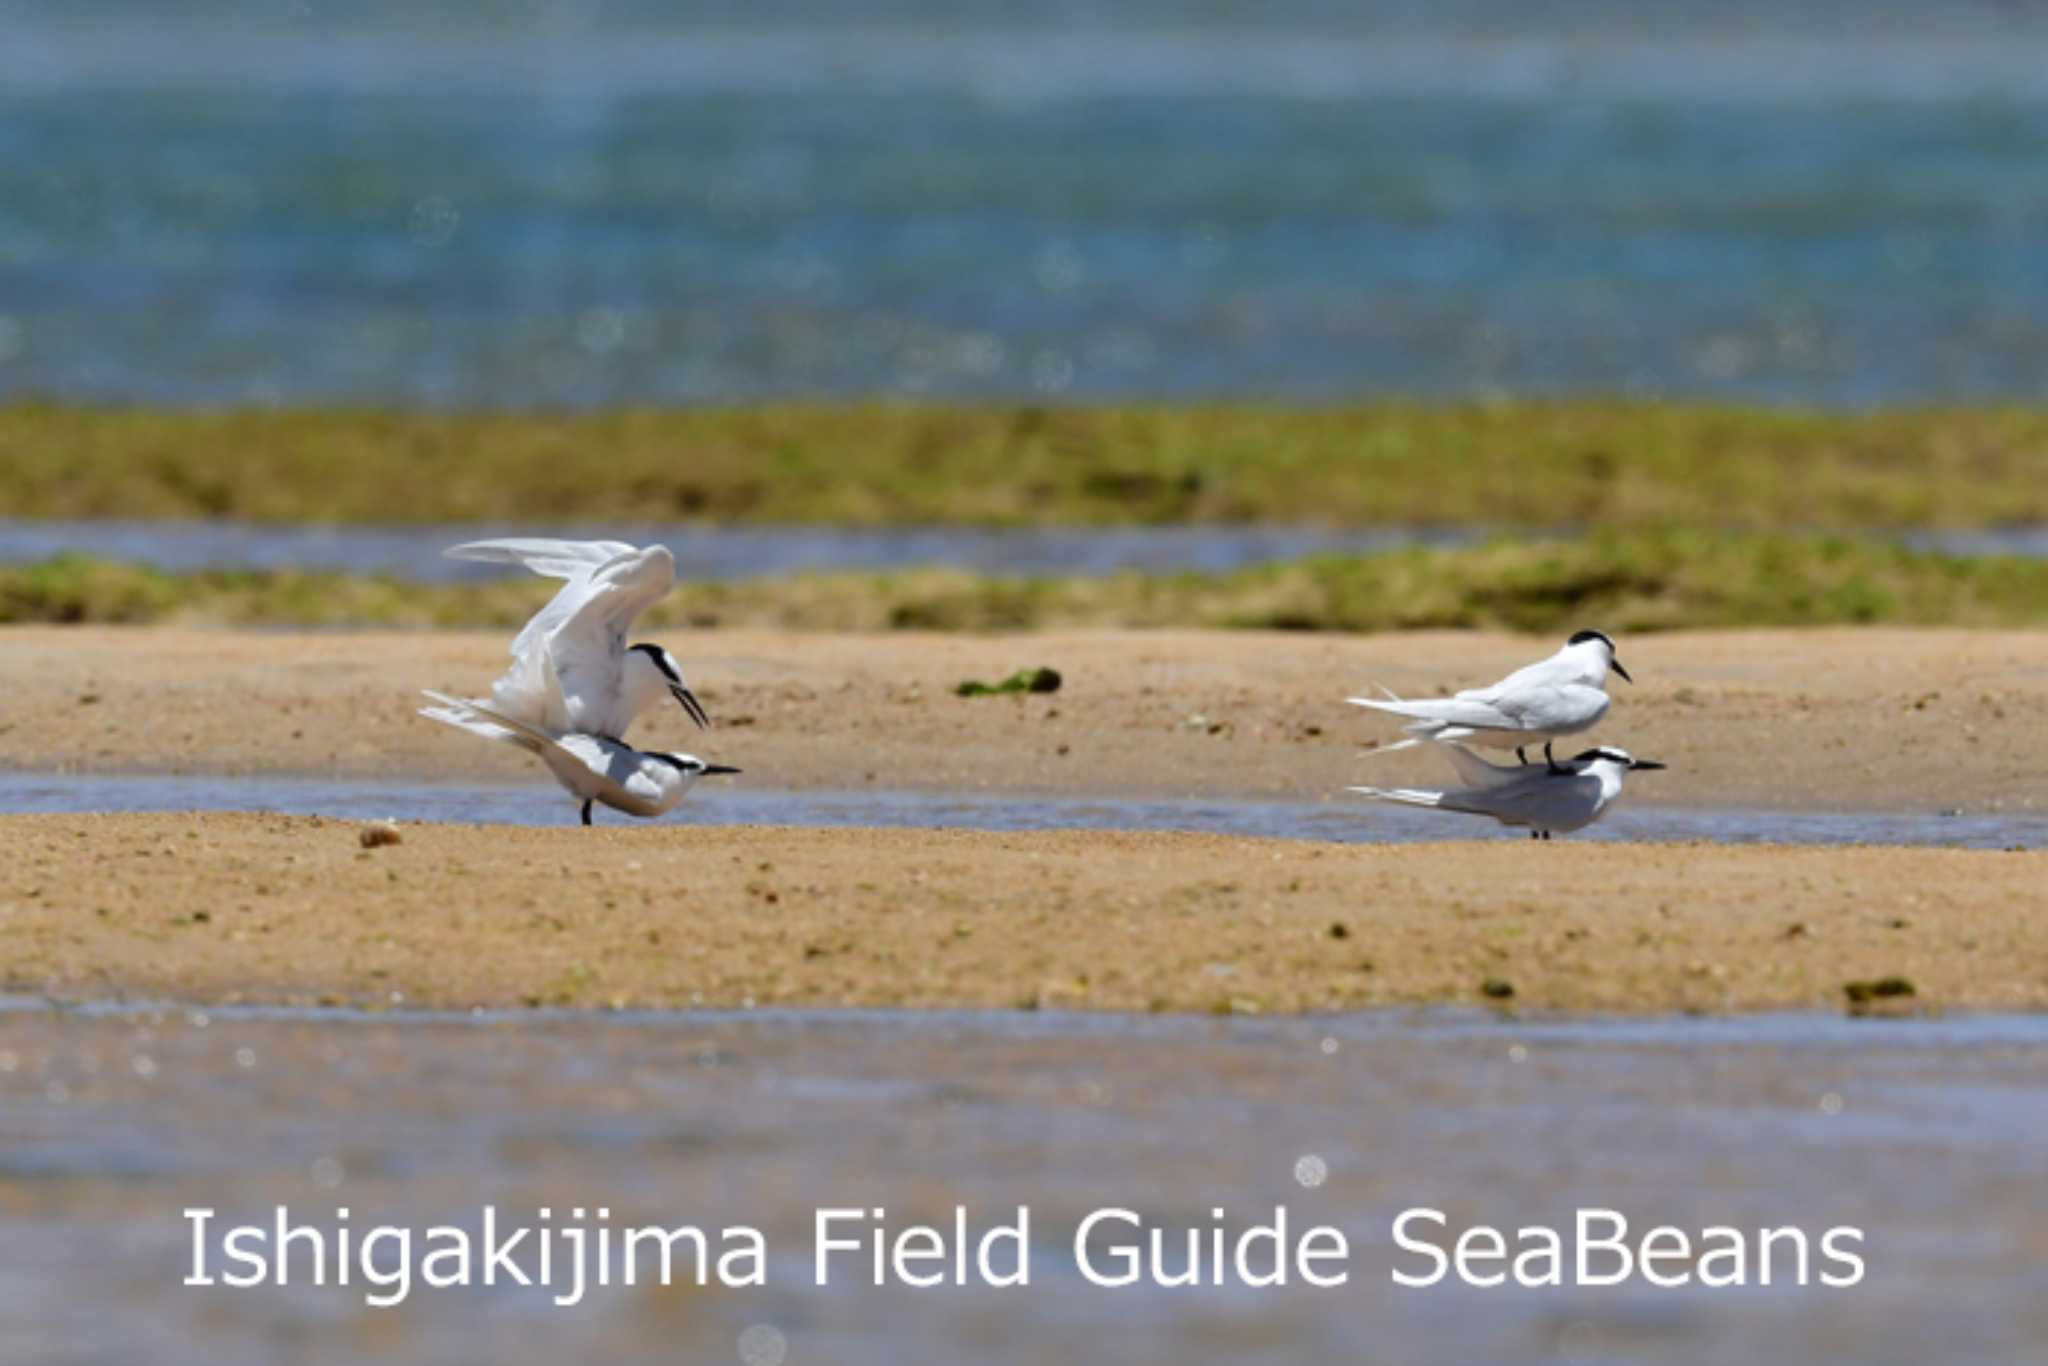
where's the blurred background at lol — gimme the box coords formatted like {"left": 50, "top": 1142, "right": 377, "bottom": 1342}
{"left": 8, "top": 0, "right": 2048, "bottom": 410}
{"left": 6, "top": 12, "right": 2048, "bottom": 1366}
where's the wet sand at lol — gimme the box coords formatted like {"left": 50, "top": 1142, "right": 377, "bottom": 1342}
{"left": 2, "top": 813, "right": 2041, "bottom": 1014}
{"left": 1, "top": 625, "right": 2044, "bottom": 813}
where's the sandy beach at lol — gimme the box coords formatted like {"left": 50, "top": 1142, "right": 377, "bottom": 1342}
{"left": 1, "top": 624, "right": 2043, "bottom": 812}
{"left": 1, "top": 813, "right": 2041, "bottom": 1014}
{"left": 4, "top": 625, "right": 2041, "bottom": 1015}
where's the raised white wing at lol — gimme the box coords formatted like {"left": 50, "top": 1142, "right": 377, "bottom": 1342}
{"left": 444, "top": 538, "right": 640, "bottom": 581}
{"left": 543, "top": 545, "right": 676, "bottom": 736}
{"left": 453, "top": 539, "right": 677, "bottom": 737}
{"left": 447, "top": 538, "right": 644, "bottom": 659}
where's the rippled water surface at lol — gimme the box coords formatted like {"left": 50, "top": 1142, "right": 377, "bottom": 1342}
{"left": 3, "top": 771, "right": 2040, "bottom": 849}
{"left": 9, "top": 3, "right": 2048, "bottom": 406}
{"left": 3, "top": 999, "right": 2045, "bottom": 1364}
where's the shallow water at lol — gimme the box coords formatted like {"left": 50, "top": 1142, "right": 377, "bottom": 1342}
{"left": 0, "top": 520, "right": 1470, "bottom": 581}
{"left": 3, "top": 771, "right": 2040, "bottom": 849}
{"left": 8, "top": 521, "right": 2048, "bottom": 581}
{"left": 1902, "top": 527, "right": 2048, "bottom": 559}
{"left": 11, "top": 5, "right": 2048, "bottom": 406}
{"left": 3, "top": 998, "right": 2044, "bottom": 1364}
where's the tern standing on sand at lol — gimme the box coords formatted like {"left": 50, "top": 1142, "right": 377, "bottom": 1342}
{"left": 1351, "top": 743, "right": 1666, "bottom": 840}
{"left": 420, "top": 685, "right": 739, "bottom": 826}
{"left": 1350, "top": 629, "right": 1634, "bottom": 769}
{"left": 443, "top": 538, "right": 710, "bottom": 739}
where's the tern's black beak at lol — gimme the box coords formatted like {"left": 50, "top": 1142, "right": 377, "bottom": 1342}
{"left": 700, "top": 764, "right": 742, "bottom": 777}
{"left": 1611, "top": 659, "right": 1634, "bottom": 684}
{"left": 1629, "top": 759, "right": 1666, "bottom": 771}
{"left": 671, "top": 684, "right": 711, "bottom": 729}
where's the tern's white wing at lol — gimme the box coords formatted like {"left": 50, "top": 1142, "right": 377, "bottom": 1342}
{"left": 1348, "top": 693, "right": 1521, "bottom": 732}
{"left": 1466, "top": 649, "right": 1576, "bottom": 700}
{"left": 457, "top": 539, "right": 678, "bottom": 737}
{"left": 444, "top": 538, "right": 640, "bottom": 580}
{"left": 541, "top": 545, "right": 676, "bottom": 737}
{"left": 1481, "top": 681, "right": 1612, "bottom": 735}
{"left": 448, "top": 537, "right": 644, "bottom": 665}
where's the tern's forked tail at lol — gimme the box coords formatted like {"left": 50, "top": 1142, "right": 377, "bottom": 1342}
{"left": 419, "top": 688, "right": 555, "bottom": 757}
{"left": 1347, "top": 785, "right": 1446, "bottom": 809}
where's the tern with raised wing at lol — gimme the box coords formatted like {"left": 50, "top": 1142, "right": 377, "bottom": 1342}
{"left": 443, "top": 537, "right": 708, "bottom": 740}
{"left": 1350, "top": 630, "right": 1634, "bottom": 768}
{"left": 1351, "top": 743, "right": 1665, "bottom": 840}
{"left": 420, "top": 687, "right": 738, "bottom": 826}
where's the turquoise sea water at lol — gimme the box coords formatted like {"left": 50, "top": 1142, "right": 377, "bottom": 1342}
{"left": 7, "top": 3, "right": 2048, "bottom": 406}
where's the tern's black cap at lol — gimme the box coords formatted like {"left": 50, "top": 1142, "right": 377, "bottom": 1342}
{"left": 630, "top": 641, "right": 681, "bottom": 682}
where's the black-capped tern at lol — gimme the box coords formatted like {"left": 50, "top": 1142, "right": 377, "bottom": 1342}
{"left": 1351, "top": 742, "right": 1666, "bottom": 840}
{"left": 419, "top": 689, "right": 738, "bottom": 826}
{"left": 442, "top": 537, "right": 709, "bottom": 740}
{"left": 1350, "top": 630, "right": 1634, "bottom": 769}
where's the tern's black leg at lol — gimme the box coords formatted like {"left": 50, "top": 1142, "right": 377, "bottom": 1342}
{"left": 580, "top": 799, "right": 593, "bottom": 827}
{"left": 1516, "top": 746, "right": 1528, "bottom": 765}
{"left": 1529, "top": 830, "right": 1539, "bottom": 841}
{"left": 1545, "top": 741, "right": 1566, "bottom": 774}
